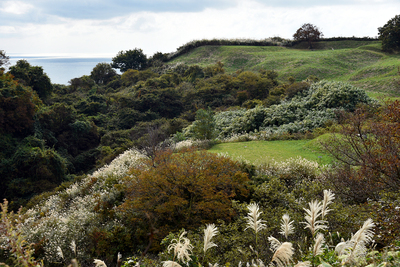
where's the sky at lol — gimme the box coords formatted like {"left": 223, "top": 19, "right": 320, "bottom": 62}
{"left": 1, "top": 0, "right": 399, "bottom": 58}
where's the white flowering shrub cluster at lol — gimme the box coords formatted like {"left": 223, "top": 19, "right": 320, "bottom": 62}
{"left": 214, "top": 81, "right": 374, "bottom": 139}
{"left": 258, "top": 156, "right": 322, "bottom": 181}
{"left": 21, "top": 149, "right": 147, "bottom": 265}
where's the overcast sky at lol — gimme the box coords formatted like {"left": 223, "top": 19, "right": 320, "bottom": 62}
{"left": 1, "top": 0, "right": 399, "bottom": 57}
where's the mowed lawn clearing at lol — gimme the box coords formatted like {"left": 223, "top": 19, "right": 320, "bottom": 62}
{"left": 207, "top": 139, "right": 333, "bottom": 165}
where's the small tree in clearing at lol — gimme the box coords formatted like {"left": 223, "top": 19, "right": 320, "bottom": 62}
{"left": 293, "top": 23, "right": 323, "bottom": 49}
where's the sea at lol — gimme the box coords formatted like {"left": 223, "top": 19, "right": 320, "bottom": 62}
{"left": 8, "top": 56, "right": 114, "bottom": 85}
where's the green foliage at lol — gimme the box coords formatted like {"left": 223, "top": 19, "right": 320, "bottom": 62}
{"left": 90, "top": 62, "right": 117, "bottom": 85}
{"left": 184, "top": 108, "right": 216, "bottom": 140}
{"left": 112, "top": 48, "right": 148, "bottom": 72}
{"left": 293, "top": 23, "right": 323, "bottom": 49}
{"left": 378, "top": 15, "right": 400, "bottom": 52}
{"left": 213, "top": 80, "right": 374, "bottom": 138}
{"left": 8, "top": 60, "right": 53, "bottom": 99}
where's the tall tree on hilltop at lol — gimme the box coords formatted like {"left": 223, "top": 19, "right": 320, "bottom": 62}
{"left": 293, "top": 23, "right": 323, "bottom": 49}
{"left": 111, "top": 48, "right": 148, "bottom": 72}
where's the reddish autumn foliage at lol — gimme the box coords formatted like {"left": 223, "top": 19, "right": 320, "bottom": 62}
{"left": 120, "top": 148, "right": 249, "bottom": 250}
{"left": 323, "top": 101, "right": 400, "bottom": 202}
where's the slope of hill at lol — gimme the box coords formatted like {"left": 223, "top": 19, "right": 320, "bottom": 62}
{"left": 169, "top": 40, "right": 400, "bottom": 97}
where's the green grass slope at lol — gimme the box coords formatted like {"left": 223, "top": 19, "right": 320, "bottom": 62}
{"left": 208, "top": 139, "right": 333, "bottom": 165}
{"left": 170, "top": 40, "right": 400, "bottom": 97}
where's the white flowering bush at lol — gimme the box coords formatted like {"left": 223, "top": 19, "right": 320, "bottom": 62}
{"left": 213, "top": 81, "right": 374, "bottom": 139}
{"left": 20, "top": 148, "right": 147, "bottom": 265}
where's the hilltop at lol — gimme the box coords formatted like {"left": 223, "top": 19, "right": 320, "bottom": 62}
{"left": 169, "top": 39, "right": 399, "bottom": 97}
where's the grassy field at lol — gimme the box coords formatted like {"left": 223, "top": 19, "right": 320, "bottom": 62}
{"left": 170, "top": 40, "right": 400, "bottom": 97}
{"left": 207, "top": 138, "right": 333, "bottom": 165}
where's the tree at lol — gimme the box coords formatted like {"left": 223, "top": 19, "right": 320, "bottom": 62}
{"left": 90, "top": 62, "right": 117, "bottom": 84}
{"left": 190, "top": 108, "right": 216, "bottom": 140}
{"left": 322, "top": 101, "right": 400, "bottom": 203}
{"left": 0, "top": 50, "right": 10, "bottom": 68}
{"left": 111, "top": 48, "right": 148, "bottom": 72}
{"left": 378, "top": 15, "right": 400, "bottom": 52}
{"left": 120, "top": 149, "right": 249, "bottom": 248}
{"left": 293, "top": 23, "right": 323, "bottom": 49}
{"left": 8, "top": 60, "right": 53, "bottom": 99}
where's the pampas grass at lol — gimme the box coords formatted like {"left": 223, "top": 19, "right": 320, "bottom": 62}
{"left": 245, "top": 203, "right": 267, "bottom": 234}
{"left": 94, "top": 259, "right": 107, "bottom": 267}
{"left": 167, "top": 231, "right": 193, "bottom": 264}
{"left": 312, "top": 233, "right": 325, "bottom": 257}
{"left": 204, "top": 224, "right": 219, "bottom": 255}
{"left": 270, "top": 242, "right": 294, "bottom": 267}
{"left": 321, "top": 189, "right": 335, "bottom": 220}
{"left": 279, "top": 214, "right": 294, "bottom": 239}
{"left": 303, "top": 200, "right": 327, "bottom": 236}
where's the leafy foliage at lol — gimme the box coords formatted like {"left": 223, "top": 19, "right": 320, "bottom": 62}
{"left": 90, "top": 63, "right": 117, "bottom": 85}
{"left": 293, "top": 23, "right": 323, "bottom": 49}
{"left": 112, "top": 48, "right": 148, "bottom": 72}
{"left": 120, "top": 149, "right": 250, "bottom": 249}
{"left": 378, "top": 14, "right": 400, "bottom": 52}
{"left": 322, "top": 101, "right": 400, "bottom": 202}
{"left": 8, "top": 60, "right": 53, "bottom": 99}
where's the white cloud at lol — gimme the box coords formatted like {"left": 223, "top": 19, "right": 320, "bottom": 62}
{"left": 0, "top": 1, "right": 34, "bottom": 15}
{"left": 1, "top": 0, "right": 399, "bottom": 56}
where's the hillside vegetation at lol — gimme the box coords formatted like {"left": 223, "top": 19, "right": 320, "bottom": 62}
{"left": 1, "top": 38, "right": 400, "bottom": 267}
{"left": 170, "top": 40, "right": 400, "bottom": 97}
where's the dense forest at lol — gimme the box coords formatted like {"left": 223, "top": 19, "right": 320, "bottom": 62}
{"left": 1, "top": 16, "right": 400, "bottom": 267}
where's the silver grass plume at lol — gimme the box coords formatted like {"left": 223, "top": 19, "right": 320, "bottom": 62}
{"left": 167, "top": 231, "right": 193, "bottom": 264}
{"left": 70, "top": 240, "right": 76, "bottom": 256}
{"left": 279, "top": 214, "right": 294, "bottom": 239}
{"left": 313, "top": 233, "right": 325, "bottom": 257}
{"left": 321, "top": 189, "right": 335, "bottom": 220}
{"left": 94, "top": 259, "right": 107, "bottom": 267}
{"left": 303, "top": 200, "right": 327, "bottom": 236}
{"left": 245, "top": 203, "right": 267, "bottom": 234}
{"left": 268, "top": 236, "right": 282, "bottom": 252}
{"left": 270, "top": 242, "right": 294, "bottom": 267}
{"left": 209, "top": 263, "right": 219, "bottom": 267}
{"left": 162, "top": 261, "right": 182, "bottom": 267}
{"left": 293, "top": 261, "right": 311, "bottom": 267}
{"left": 342, "top": 219, "right": 375, "bottom": 264}
{"left": 204, "top": 224, "right": 219, "bottom": 254}
{"left": 56, "top": 246, "right": 64, "bottom": 260}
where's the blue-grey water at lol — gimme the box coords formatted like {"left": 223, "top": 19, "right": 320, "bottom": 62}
{"left": 9, "top": 56, "right": 113, "bottom": 85}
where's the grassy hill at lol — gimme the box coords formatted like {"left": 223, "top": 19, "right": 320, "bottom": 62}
{"left": 170, "top": 40, "right": 400, "bottom": 98}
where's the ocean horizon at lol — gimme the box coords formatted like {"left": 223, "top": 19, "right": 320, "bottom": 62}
{"left": 8, "top": 55, "right": 115, "bottom": 85}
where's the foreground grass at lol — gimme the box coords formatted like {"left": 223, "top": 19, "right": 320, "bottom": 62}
{"left": 170, "top": 41, "right": 400, "bottom": 96}
{"left": 207, "top": 139, "right": 333, "bottom": 165}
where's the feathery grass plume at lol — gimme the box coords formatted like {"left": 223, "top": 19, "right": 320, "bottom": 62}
{"left": 321, "top": 189, "right": 335, "bottom": 219}
{"left": 69, "top": 259, "right": 78, "bottom": 267}
{"left": 342, "top": 219, "right": 375, "bottom": 264}
{"left": 70, "top": 240, "right": 76, "bottom": 257}
{"left": 334, "top": 238, "right": 348, "bottom": 256}
{"left": 209, "top": 263, "right": 219, "bottom": 267}
{"left": 303, "top": 200, "right": 327, "bottom": 236}
{"left": 293, "top": 261, "right": 311, "bottom": 267}
{"left": 162, "top": 261, "right": 182, "bottom": 267}
{"left": 268, "top": 236, "right": 282, "bottom": 252}
{"left": 204, "top": 224, "right": 219, "bottom": 254}
{"left": 94, "top": 259, "right": 107, "bottom": 267}
{"left": 167, "top": 231, "right": 193, "bottom": 264}
{"left": 279, "top": 214, "right": 294, "bottom": 239}
{"left": 56, "top": 246, "right": 64, "bottom": 260}
{"left": 313, "top": 233, "right": 325, "bottom": 257}
{"left": 270, "top": 242, "right": 294, "bottom": 267}
{"left": 245, "top": 203, "right": 267, "bottom": 234}
{"left": 117, "top": 252, "right": 122, "bottom": 267}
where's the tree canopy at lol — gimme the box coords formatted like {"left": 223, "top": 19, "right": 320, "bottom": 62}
{"left": 378, "top": 14, "right": 400, "bottom": 52}
{"left": 111, "top": 48, "right": 148, "bottom": 72}
{"left": 8, "top": 60, "right": 53, "bottom": 99}
{"left": 293, "top": 23, "right": 323, "bottom": 49}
